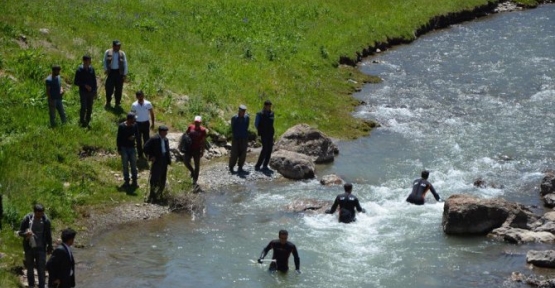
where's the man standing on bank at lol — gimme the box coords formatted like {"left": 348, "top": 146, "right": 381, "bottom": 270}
{"left": 258, "top": 230, "right": 301, "bottom": 274}
{"left": 73, "top": 55, "right": 97, "bottom": 128}
{"left": 131, "top": 90, "right": 154, "bottom": 158}
{"left": 46, "top": 64, "right": 67, "bottom": 127}
{"left": 46, "top": 228, "right": 77, "bottom": 288}
{"left": 144, "top": 125, "right": 171, "bottom": 203}
{"left": 18, "top": 204, "right": 53, "bottom": 288}
{"left": 254, "top": 100, "right": 275, "bottom": 171}
{"left": 325, "top": 183, "right": 366, "bottom": 223}
{"left": 184, "top": 116, "right": 207, "bottom": 185}
{"left": 116, "top": 112, "right": 140, "bottom": 187}
{"left": 406, "top": 170, "right": 442, "bottom": 205}
{"left": 103, "top": 40, "right": 128, "bottom": 108}
{"left": 229, "top": 104, "right": 250, "bottom": 173}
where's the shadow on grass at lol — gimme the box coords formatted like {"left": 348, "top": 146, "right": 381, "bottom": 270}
{"left": 117, "top": 183, "right": 139, "bottom": 196}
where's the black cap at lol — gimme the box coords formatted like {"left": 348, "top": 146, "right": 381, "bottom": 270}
{"left": 51, "top": 64, "right": 61, "bottom": 71}
{"left": 82, "top": 55, "right": 91, "bottom": 60}
{"left": 158, "top": 125, "right": 169, "bottom": 131}
{"left": 113, "top": 40, "right": 121, "bottom": 46}
{"left": 264, "top": 100, "right": 272, "bottom": 105}
{"left": 126, "top": 112, "right": 136, "bottom": 120}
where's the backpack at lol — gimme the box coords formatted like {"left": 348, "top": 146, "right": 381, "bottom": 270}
{"left": 178, "top": 132, "right": 192, "bottom": 154}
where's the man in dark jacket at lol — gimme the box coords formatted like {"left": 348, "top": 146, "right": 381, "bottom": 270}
{"left": 144, "top": 125, "right": 171, "bottom": 203}
{"left": 116, "top": 113, "right": 140, "bottom": 187}
{"left": 254, "top": 100, "right": 275, "bottom": 171}
{"left": 18, "top": 204, "right": 53, "bottom": 288}
{"left": 73, "top": 55, "right": 97, "bottom": 127}
{"left": 406, "top": 170, "right": 442, "bottom": 205}
{"left": 258, "top": 230, "right": 301, "bottom": 273}
{"left": 47, "top": 228, "right": 77, "bottom": 288}
{"left": 326, "top": 183, "right": 366, "bottom": 223}
{"left": 229, "top": 104, "right": 250, "bottom": 173}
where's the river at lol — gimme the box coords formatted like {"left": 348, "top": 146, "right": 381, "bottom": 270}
{"left": 77, "top": 4, "right": 555, "bottom": 288}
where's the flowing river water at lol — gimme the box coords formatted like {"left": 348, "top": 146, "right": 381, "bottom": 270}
{"left": 77, "top": 5, "right": 555, "bottom": 288}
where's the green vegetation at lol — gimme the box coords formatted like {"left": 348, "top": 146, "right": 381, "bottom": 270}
{"left": 0, "top": 0, "right": 543, "bottom": 286}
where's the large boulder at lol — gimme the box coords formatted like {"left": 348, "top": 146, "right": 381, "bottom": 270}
{"left": 269, "top": 150, "right": 315, "bottom": 180}
{"left": 274, "top": 124, "right": 337, "bottom": 163}
{"left": 526, "top": 250, "right": 555, "bottom": 268}
{"left": 442, "top": 194, "right": 538, "bottom": 235}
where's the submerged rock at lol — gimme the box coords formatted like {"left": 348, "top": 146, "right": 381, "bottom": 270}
{"left": 527, "top": 250, "right": 555, "bottom": 268}
{"left": 488, "top": 227, "right": 555, "bottom": 244}
{"left": 320, "top": 174, "right": 343, "bottom": 186}
{"left": 284, "top": 199, "right": 331, "bottom": 213}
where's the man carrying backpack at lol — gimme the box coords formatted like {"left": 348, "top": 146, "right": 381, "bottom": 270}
{"left": 181, "top": 116, "right": 207, "bottom": 185}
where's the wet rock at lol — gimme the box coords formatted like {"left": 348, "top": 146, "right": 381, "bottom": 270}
{"left": 284, "top": 199, "right": 331, "bottom": 213}
{"left": 270, "top": 150, "right": 314, "bottom": 180}
{"left": 527, "top": 250, "right": 555, "bottom": 268}
{"left": 320, "top": 174, "right": 343, "bottom": 186}
{"left": 442, "top": 194, "right": 538, "bottom": 235}
{"left": 274, "top": 124, "right": 337, "bottom": 163}
{"left": 540, "top": 173, "right": 555, "bottom": 196}
{"left": 511, "top": 272, "right": 526, "bottom": 283}
{"left": 488, "top": 227, "right": 555, "bottom": 244}
{"left": 526, "top": 276, "right": 555, "bottom": 288}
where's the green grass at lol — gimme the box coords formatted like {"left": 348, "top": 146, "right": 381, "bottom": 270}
{"left": 0, "top": 0, "right": 543, "bottom": 286}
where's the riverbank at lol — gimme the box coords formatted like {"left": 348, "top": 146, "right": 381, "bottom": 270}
{"left": 1, "top": 0, "right": 552, "bottom": 287}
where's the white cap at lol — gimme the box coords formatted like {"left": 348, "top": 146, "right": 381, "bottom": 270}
{"left": 194, "top": 115, "right": 202, "bottom": 122}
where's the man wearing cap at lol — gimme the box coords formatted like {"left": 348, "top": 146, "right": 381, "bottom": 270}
{"left": 46, "top": 64, "right": 67, "bottom": 127}
{"left": 116, "top": 113, "right": 140, "bottom": 187}
{"left": 184, "top": 116, "right": 207, "bottom": 185}
{"left": 325, "top": 183, "right": 366, "bottom": 223}
{"left": 103, "top": 40, "right": 128, "bottom": 107}
{"left": 229, "top": 104, "right": 250, "bottom": 173}
{"left": 406, "top": 170, "right": 442, "bottom": 205}
{"left": 144, "top": 125, "right": 171, "bottom": 203}
{"left": 74, "top": 55, "right": 98, "bottom": 128}
{"left": 131, "top": 90, "right": 155, "bottom": 158}
{"left": 254, "top": 100, "right": 275, "bottom": 171}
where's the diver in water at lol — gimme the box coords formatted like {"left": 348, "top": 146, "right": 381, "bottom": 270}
{"left": 258, "top": 230, "right": 301, "bottom": 273}
{"left": 406, "top": 170, "right": 442, "bottom": 205}
{"left": 325, "top": 183, "right": 366, "bottom": 223}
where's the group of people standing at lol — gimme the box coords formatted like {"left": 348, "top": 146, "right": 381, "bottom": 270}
{"left": 46, "top": 40, "right": 127, "bottom": 128}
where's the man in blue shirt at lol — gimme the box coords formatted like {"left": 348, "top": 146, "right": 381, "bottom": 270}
{"left": 46, "top": 65, "right": 66, "bottom": 127}
{"left": 229, "top": 104, "right": 250, "bottom": 173}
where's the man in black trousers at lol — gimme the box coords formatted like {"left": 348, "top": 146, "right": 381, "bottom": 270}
{"left": 254, "top": 100, "right": 275, "bottom": 171}
{"left": 73, "top": 54, "right": 97, "bottom": 127}
{"left": 103, "top": 40, "right": 128, "bottom": 107}
{"left": 47, "top": 228, "right": 77, "bottom": 288}
{"left": 144, "top": 125, "right": 171, "bottom": 203}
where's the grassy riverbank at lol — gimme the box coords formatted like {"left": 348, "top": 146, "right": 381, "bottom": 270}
{"left": 0, "top": 0, "right": 542, "bottom": 286}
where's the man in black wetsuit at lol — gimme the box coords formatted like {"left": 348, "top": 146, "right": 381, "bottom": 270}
{"left": 325, "top": 183, "right": 366, "bottom": 223}
{"left": 406, "top": 170, "right": 442, "bottom": 205}
{"left": 258, "top": 230, "right": 301, "bottom": 273}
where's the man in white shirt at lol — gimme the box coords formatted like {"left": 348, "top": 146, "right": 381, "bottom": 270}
{"left": 103, "top": 40, "right": 128, "bottom": 108}
{"left": 131, "top": 90, "right": 155, "bottom": 158}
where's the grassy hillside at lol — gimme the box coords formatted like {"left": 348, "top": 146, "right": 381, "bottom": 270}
{"left": 0, "top": 0, "right": 539, "bottom": 286}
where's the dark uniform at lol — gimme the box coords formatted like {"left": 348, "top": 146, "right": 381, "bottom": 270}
{"left": 328, "top": 193, "right": 364, "bottom": 223}
{"left": 259, "top": 240, "right": 300, "bottom": 272}
{"left": 406, "top": 178, "right": 440, "bottom": 205}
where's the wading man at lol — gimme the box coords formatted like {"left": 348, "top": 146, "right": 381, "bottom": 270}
{"left": 258, "top": 230, "right": 301, "bottom": 273}
{"left": 325, "top": 183, "right": 366, "bottom": 223}
{"left": 406, "top": 170, "right": 442, "bottom": 205}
